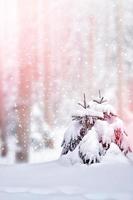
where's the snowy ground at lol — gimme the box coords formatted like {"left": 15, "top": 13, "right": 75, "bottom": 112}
{"left": 0, "top": 128, "right": 133, "bottom": 200}
{"left": 0, "top": 159, "right": 133, "bottom": 200}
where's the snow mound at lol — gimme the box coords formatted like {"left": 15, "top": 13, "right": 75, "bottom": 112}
{"left": 0, "top": 161, "right": 133, "bottom": 200}
{"left": 79, "top": 129, "right": 101, "bottom": 164}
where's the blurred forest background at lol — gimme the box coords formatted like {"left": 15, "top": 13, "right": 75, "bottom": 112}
{"left": 0, "top": 0, "right": 133, "bottom": 163}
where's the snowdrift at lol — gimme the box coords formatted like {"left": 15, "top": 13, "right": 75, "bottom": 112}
{"left": 0, "top": 160, "right": 133, "bottom": 200}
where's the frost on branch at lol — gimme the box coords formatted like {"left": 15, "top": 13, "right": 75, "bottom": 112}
{"left": 61, "top": 93, "right": 132, "bottom": 165}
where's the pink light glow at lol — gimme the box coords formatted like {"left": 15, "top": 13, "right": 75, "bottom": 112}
{"left": 0, "top": 0, "right": 133, "bottom": 149}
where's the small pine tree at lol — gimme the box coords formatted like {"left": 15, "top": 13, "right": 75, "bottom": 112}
{"left": 61, "top": 92, "right": 132, "bottom": 165}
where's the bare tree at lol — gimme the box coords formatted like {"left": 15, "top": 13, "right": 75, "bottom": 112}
{"left": 0, "top": 67, "right": 8, "bottom": 157}
{"left": 15, "top": 0, "right": 37, "bottom": 162}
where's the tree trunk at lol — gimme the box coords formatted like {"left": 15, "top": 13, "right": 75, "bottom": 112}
{"left": 15, "top": 66, "right": 32, "bottom": 162}
{"left": 0, "top": 71, "right": 8, "bottom": 157}
{"left": 15, "top": 0, "right": 37, "bottom": 162}
{"left": 43, "top": 1, "right": 53, "bottom": 127}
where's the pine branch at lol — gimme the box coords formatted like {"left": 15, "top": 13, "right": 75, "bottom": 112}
{"left": 124, "top": 131, "right": 128, "bottom": 137}
{"left": 72, "top": 116, "right": 83, "bottom": 121}
{"left": 78, "top": 93, "right": 90, "bottom": 109}
{"left": 72, "top": 115, "right": 104, "bottom": 121}
{"left": 93, "top": 90, "right": 107, "bottom": 104}
{"left": 77, "top": 103, "right": 85, "bottom": 109}
{"left": 93, "top": 99, "right": 107, "bottom": 104}
{"left": 84, "top": 93, "right": 87, "bottom": 109}
{"left": 99, "top": 90, "right": 101, "bottom": 98}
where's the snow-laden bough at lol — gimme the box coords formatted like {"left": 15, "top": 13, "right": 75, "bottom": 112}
{"left": 61, "top": 93, "right": 132, "bottom": 165}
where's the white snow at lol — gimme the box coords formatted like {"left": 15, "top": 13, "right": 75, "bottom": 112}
{"left": 60, "top": 146, "right": 81, "bottom": 165}
{"left": 79, "top": 128, "right": 101, "bottom": 162}
{"left": 89, "top": 100, "right": 116, "bottom": 116}
{"left": 95, "top": 120, "right": 114, "bottom": 143}
{"left": 74, "top": 108, "right": 104, "bottom": 119}
{"left": 101, "top": 143, "right": 130, "bottom": 164}
{"left": 111, "top": 118, "right": 125, "bottom": 132}
{"left": 63, "top": 121, "right": 82, "bottom": 144}
{"left": 0, "top": 160, "right": 133, "bottom": 200}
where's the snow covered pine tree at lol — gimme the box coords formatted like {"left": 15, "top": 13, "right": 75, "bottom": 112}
{"left": 61, "top": 92, "right": 132, "bottom": 165}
